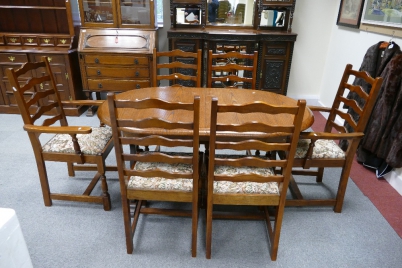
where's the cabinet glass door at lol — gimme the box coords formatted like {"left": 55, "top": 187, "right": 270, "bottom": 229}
{"left": 119, "top": 0, "right": 154, "bottom": 27}
{"left": 80, "top": 0, "right": 117, "bottom": 27}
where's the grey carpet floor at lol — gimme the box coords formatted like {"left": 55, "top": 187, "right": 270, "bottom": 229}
{"left": 1, "top": 113, "right": 401, "bottom": 268}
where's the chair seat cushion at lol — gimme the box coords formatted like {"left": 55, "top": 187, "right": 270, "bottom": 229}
{"left": 295, "top": 139, "right": 346, "bottom": 159}
{"left": 42, "top": 126, "right": 112, "bottom": 155}
{"left": 128, "top": 154, "right": 194, "bottom": 192}
{"left": 213, "top": 155, "right": 278, "bottom": 194}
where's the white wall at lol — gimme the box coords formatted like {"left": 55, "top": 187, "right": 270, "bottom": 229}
{"left": 291, "top": 0, "right": 402, "bottom": 194}
{"left": 287, "top": 0, "right": 338, "bottom": 103}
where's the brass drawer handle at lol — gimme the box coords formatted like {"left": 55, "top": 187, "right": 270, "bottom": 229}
{"left": 95, "top": 58, "right": 99, "bottom": 64}
{"left": 27, "top": 38, "right": 34, "bottom": 43}
{"left": 8, "top": 56, "right": 15, "bottom": 62}
{"left": 98, "top": 83, "right": 103, "bottom": 88}
{"left": 134, "top": 59, "right": 139, "bottom": 64}
{"left": 47, "top": 57, "right": 52, "bottom": 63}
{"left": 136, "top": 84, "right": 140, "bottom": 89}
{"left": 135, "top": 71, "right": 139, "bottom": 77}
{"left": 97, "top": 70, "right": 101, "bottom": 75}
{"left": 44, "top": 39, "right": 50, "bottom": 44}
{"left": 10, "top": 38, "right": 17, "bottom": 43}
{"left": 60, "top": 39, "right": 67, "bottom": 44}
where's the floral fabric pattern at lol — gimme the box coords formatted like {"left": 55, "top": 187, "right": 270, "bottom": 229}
{"left": 213, "top": 155, "right": 279, "bottom": 194}
{"left": 42, "top": 126, "right": 112, "bottom": 155}
{"left": 295, "top": 139, "right": 346, "bottom": 159}
{"left": 128, "top": 154, "right": 194, "bottom": 192}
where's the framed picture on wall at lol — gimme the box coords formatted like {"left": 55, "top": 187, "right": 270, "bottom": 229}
{"left": 337, "top": 0, "right": 365, "bottom": 28}
{"left": 361, "top": 0, "right": 402, "bottom": 28}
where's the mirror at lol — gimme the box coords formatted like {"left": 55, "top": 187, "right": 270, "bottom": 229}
{"left": 259, "top": 9, "right": 286, "bottom": 27}
{"left": 207, "top": 0, "right": 255, "bottom": 26}
{"left": 176, "top": 7, "right": 201, "bottom": 25}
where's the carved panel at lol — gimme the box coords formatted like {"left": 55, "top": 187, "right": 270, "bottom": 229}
{"left": 263, "top": 59, "right": 284, "bottom": 89}
{"left": 177, "top": 57, "right": 196, "bottom": 87}
{"left": 176, "top": 42, "right": 196, "bottom": 52}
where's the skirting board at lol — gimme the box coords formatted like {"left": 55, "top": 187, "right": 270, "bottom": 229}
{"left": 291, "top": 95, "right": 402, "bottom": 197}
{"left": 384, "top": 168, "right": 402, "bottom": 196}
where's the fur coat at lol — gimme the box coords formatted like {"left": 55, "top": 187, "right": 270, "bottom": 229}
{"left": 340, "top": 42, "right": 401, "bottom": 151}
{"left": 360, "top": 53, "right": 402, "bottom": 168}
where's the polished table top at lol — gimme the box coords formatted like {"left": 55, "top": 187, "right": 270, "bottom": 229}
{"left": 97, "top": 87, "right": 314, "bottom": 141}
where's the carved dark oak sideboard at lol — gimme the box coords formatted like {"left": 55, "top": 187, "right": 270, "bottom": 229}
{"left": 168, "top": 0, "right": 297, "bottom": 95}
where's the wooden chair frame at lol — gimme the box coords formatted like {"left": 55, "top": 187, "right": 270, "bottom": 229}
{"left": 206, "top": 97, "right": 306, "bottom": 260}
{"left": 107, "top": 93, "right": 202, "bottom": 257}
{"left": 152, "top": 48, "right": 202, "bottom": 87}
{"left": 6, "top": 56, "right": 115, "bottom": 210}
{"left": 207, "top": 50, "right": 258, "bottom": 89}
{"left": 285, "top": 64, "right": 383, "bottom": 212}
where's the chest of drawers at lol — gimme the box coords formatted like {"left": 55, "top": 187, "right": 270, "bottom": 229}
{"left": 78, "top": 29, "right": 156, "bottom": 107}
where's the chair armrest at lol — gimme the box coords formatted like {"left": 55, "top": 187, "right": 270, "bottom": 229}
{"left": 23, "top": 125, "right": 92, "bottom": 134}
{"left": 62, "top": 100, "right": 104, "bottom": 106}
{"left": 300, "top": 131, "right": 364, "bottom": 140}
{"left": 307, "top": 105, "right": 332, "bottom": 113}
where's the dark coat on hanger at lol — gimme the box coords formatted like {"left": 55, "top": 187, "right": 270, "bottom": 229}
{"left": 339, "top": 42, "right": 401, "bottom": 154}
{"left": 360, "top": 53, "right": 402, "bottom": 168}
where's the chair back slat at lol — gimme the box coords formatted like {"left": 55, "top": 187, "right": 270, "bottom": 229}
{"left": 215, "top": 157, "right": 288, "bottom": 168}
{"left": 215, "top": 141, "right": 290, "bottom": 152}
{"left": 153, "top": 48, "right": 202, "bottom": 87}
{"left": 125, "top": 169, "right": 194, "bottom": 180}
{"left": 6, "top": 56, "right": 67, "bottom": 127}
{"left": 214, "top": 174, "right": 285, "bottom": 183}
{"left": 209, "top": 97, "right": 306, "bottom": 186}
{"left": 117, "top": 118, "right": 194, "bottom": 130}
{"left": 121, "top": 136, "right": 193, "bottom": 148}
{"left": 122, "top": 152, "right": 193, "bottom": 164}
{"left": 108, "top": 92, "right": 201, "bottom": 187}
{"left": 325, "top": 64, "right": 383, "bottom": 134}
{"left": 207, "top": 50, "right": 258, "bottom": 89}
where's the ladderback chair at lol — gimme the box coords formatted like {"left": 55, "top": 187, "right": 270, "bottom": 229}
{"left": 6, "top": 56, "right": 115, "bottom": 210}
{"left": 107, "top": 93, "right": 202, "bottom": 257}
{"left": 152, "top": 48, "right": 202, "bottom": 87}
{"left": 285, "top": 64, "right": 383, "bottom": 213}
{"left": 206, "top": 97, "right": 306, "bottom": 260}
{"left": 207, "top": 50, "right": 258, "bottom": 89}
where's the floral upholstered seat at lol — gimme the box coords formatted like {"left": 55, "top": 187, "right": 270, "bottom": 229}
{"left": 212, "top": 155, "right": 278, "bottom": 194}
{"left": 128, "top": 153, "right": 194, "bottom": 192}
{"left": 295, "top": 139, "right": 345, "bottom": 159}
{"left": 42, "top": 126, "right": 112, "bottom": 155}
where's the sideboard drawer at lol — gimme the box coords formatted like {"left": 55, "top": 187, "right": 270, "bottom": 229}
{"left": 85, "top": 66, "right": 149, "bottom": 78}
{"left": 0, "top": 53, "right": 28, "bottom": 64}
{"left": 83, "top": 55, "right": 149, "bottom": 66}
{"left": 87, "top": 79, "right": 150, "bottom": 92}
{"left": 32, "top": 54, "right": 65, "bottom": 65}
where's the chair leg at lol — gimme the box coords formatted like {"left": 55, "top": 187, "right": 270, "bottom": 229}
{"left": 67, "top": 162, "right": 75, "bottom": 176}
{"left": 37, "top": 160, "right": 52, "bottom": 207}
{"left": 96, "top": 158, "right": 111, "bottom": 211}
{"left": 191, "top": 196, "right": 199, "bottom": 257}
{"left": 316, "top": 167, "right": 324, "bottom": 182}
{"left": 122, "top": 197, "right": 134, "bottom": 254}
{"left": 334, "top": 165, "right": 352, "bottom": 213}
{"left": 266, "top": 204, "right": 284, "bottom": 261}
{"left": 206, "top": 201, "right": 213, "bottom": 259}
{"left": 101, "top": 174, "right": 111, "bottom": 211}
